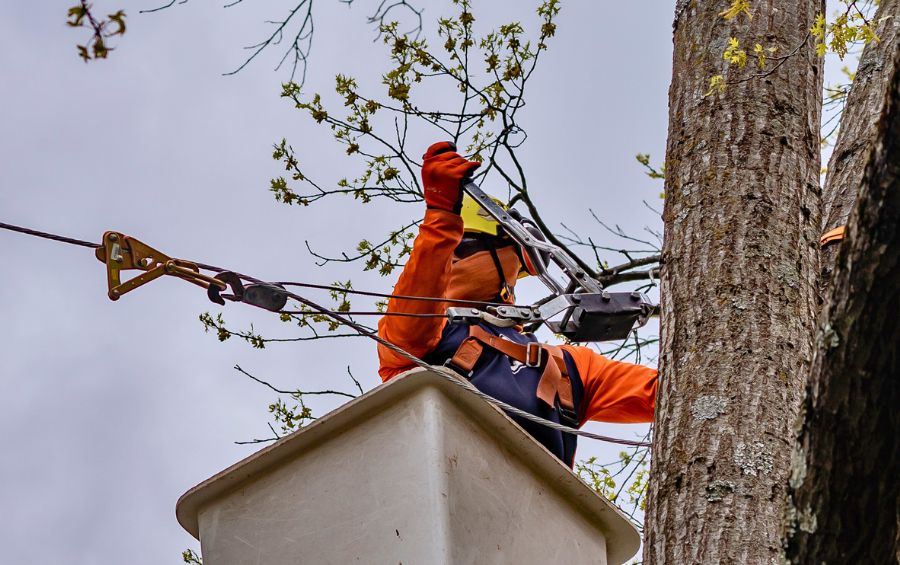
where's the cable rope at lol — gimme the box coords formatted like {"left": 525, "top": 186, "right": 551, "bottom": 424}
{"left": 197, "top": 264, "right": 529, "bottom": 308}
{"left": 267, "top": 282, "right": 651, "bottom": 447}
{"left": 277, "top": 281, "right": 532, "bottom": 308}
{"left": 0, "top": 220, "right": 651, "bottom": 448}
{"left": 0, "top": 221, "right": 101, "bottom": 249}
{"left": 0, "top": 221, "right": 524, "bottom": 309}
{"left": 282, "top": 310, "right": 450, "bottom": 319}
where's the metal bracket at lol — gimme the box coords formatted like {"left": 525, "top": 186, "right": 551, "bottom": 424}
{"left": 541, "top": 292, "right": 653, "bottom": 342}
{"left": 448, "top": 292, "right": 651, "bottom": 342}
{"left": 447, "top": 305, "right": 539, "bottom": 327}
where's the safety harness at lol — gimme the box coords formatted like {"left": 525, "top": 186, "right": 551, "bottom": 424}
{"left": 444, "top": 324, "right": 579, "bottom": 428}
{"left": 485, "top": 238, "right": 515, "bottom": 304}
{"left": 455, "top": 233, "right": 516, "bottom": 304}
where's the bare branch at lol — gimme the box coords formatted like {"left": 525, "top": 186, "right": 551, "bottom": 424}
{"left": 346, "top": 365, "right": 364, "bottom": 395}
{"left": 234, "top": 364, "right": 357, "bottom": 399}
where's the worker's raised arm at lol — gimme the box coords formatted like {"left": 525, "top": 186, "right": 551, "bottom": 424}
{"left": 377, "top": 142, "right": 480, "bottom": 381}
{"left": 560, "top": 345, "right": 658, "bottom": 424}
{"left": 377, "top": 209, "right": 462, "bottom": 380}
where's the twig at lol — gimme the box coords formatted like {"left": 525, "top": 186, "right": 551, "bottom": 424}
{"left": 346, "top": 366, "right": 364, "bottom": 395}
{"left": 234, "top": 364, "right": 357, "bottom": 399}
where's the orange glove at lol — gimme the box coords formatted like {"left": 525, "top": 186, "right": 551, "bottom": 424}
{"left": 421, "top": 141, "right": 481, "bottom": 213}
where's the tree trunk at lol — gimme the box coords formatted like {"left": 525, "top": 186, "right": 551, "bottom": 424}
{"left": 782, "top": 34, "right": 900, "bottom": 565}
{"left": 820, "top": 1, "right": 900, "bottom": 292}
{"left": 644, "top": 2, "right": 823, "bottom": 563}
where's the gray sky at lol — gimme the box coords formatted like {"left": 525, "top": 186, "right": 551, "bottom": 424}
{"left": 0, "top": 2, "right": 674, "bottom": 562}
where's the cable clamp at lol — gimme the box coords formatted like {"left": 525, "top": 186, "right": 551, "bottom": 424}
{"left": 95, "top": 231, "right": 225, "bottom": 301}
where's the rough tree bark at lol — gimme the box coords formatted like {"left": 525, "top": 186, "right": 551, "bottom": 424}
{"left": 782, "top": 32, "right": 900, "bottom": 565}
{"left": 644, "top": 2, "right": 823, "bottom": 563}
{"left": 820, "top": 2, "right": 900, "bottom": 290}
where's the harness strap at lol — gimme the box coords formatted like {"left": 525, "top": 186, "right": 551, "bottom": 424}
{"left": 447, "top": 325, "right": 576, "bottom": 416}
{"left": 485, "top": 238, "right": 514, "bottom": 304}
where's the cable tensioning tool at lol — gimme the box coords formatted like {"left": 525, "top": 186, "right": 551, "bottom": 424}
{"left": 459, "top": 180, "right": 653, "bottom": 342}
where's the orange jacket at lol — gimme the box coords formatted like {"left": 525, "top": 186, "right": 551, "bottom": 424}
{"left": 377, "top": 209, "right": 657, "bottom": 425}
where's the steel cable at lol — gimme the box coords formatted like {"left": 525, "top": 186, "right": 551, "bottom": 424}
{"left": 0, "top": 221, "right": 101, "bottom": 249}
{"left": 0, "top": 220, "right": 651, "bottom": 448}
{"left": 278, "top": 281, "right": 530, "bottom": 308}
{"left": 268, "top": 282, "right": 651, "bottom": 448}
{"left": 0, "top": 222, "right": 520, "bottom": 308}
{"left": 195, "top": 262, "right": 528, "bottom": 308}
{"left": 282, "top": 310, "right": 450, "bottom": 319}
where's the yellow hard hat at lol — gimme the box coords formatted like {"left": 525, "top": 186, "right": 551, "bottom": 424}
{"left": 460, "top": 193, "right": 503, "bottom": 236}
{"left": 458, "top": 193, "right": 537, "bottom": 282}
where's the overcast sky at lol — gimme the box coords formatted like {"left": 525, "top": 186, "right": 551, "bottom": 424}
{"left": 1, "top": 2, "right": 682, "bottom": 562}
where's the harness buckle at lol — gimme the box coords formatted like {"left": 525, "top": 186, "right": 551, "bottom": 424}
{"left": 443, "top": 358, "right": 473, "bottom": 378}
{"left": 557, "top": 404, "right": 579, "bottom": 428}
{"left": 524, "top": 342, "right": 544, "bottom": 368}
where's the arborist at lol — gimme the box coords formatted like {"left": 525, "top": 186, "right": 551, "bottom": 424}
{"left": 378, "top": 142, "right": 658, "bottom": 466}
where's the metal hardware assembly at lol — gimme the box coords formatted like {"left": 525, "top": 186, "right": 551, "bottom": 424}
{"left": 95, "top": 231, "right": 226, "bottom": 301}
{"left": 459, "top": 182, "right": 654, "bottom": 342}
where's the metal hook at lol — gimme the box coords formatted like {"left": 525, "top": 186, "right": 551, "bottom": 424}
{"left": 208, "top": 271, "right": 245, "bottom": 306}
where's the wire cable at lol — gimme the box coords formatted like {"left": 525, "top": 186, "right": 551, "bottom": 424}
{"left": 0, "top": 221, "right": 100, "bottom": 249}
{"left": 195, "top": 263, "right": 529, "bottom": 308}
{"left": 267, "top": 282, "right": 650, "bottom": 448}
{"left": 0, "top": 221, "right": 520, "bottom": 309}
{"left": 0, "top": 220, "right": 651, "bottom": 448}
{"left": 282, "top": 310, "right": 450, "bottom": 319}
{"left": 277, "top": 281, "right": 530, "bottom": 308}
